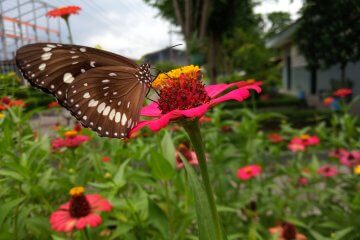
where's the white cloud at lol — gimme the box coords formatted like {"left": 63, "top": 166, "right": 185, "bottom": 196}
{"left": 255, "top": 0, "right": 303, "bottom": 20}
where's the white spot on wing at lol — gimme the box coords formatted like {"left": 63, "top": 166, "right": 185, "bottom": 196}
{"left": 43, "top": 47, "right": 52, "bottom": 52}
{"left": 88, "top": 99, "right": 98, "bottom": 107}
{"left": 102, "top": 79, "right": 110, "bottom": 83}
{"left": 39, "top": 63, "right": 46, "bottom": 71}
{"left": 90, "top": 61, "right": 96, "bottom": 67}
{"left": 127, "top": 101, "right": 130, "bottom": 108}
{"left": 80, "top": 47, "right": 86, "bottom": 52}
{"left": 41, "top": 52, "right": 52, "bottom": 61}
{"left": 103, "top": 106, "right": 111, "bottom": 116}
{"left": 97, "top": 102, "right": 106, "bottom": 113}
{"left": 109, "top": 73, "right": 117, "bottom": 76}
{"left": 63, "top": 73, "right": 74, "bottom": 84}
{"left": 121, "top": 113, "right": 127, "bottom": 126}
{"left": 115, "top": 112, "right": 121, "bottom": 123}
{"left": 109, "top": 109, "right": 116, "bottom": 120}
{"left": 47, "top": 44, "right": 56, "bottom": 48}
{"left": 83, "top": 92, "right": 90, "bottom": 99}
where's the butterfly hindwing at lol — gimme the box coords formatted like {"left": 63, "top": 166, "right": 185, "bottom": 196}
{"left": 15, "top": 43, "right": 137, "bottom": 108}
{"left": 66, "top": 66, "right": 149, "bottom": 139}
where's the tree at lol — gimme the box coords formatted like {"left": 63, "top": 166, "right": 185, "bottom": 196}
{"left": 296, "top": 0, "right": 360, "bottom": 84}
{"left": 144, "top": 0, "right": 259, "bottom": 83}
{"left": 266, "top": 11, "right": 291, "bottom": 39}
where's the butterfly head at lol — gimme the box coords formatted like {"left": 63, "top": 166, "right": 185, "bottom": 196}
{"left": 135, "top": 63, "right": 152, "bottom": 86}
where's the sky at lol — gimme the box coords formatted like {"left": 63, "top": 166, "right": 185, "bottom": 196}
{"left": 2, "top": 0, "right": 302, "bottom": 59}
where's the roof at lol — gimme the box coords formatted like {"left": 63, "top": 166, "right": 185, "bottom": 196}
{"left": 266, "top": 20, "right": 301, "bottom": 48}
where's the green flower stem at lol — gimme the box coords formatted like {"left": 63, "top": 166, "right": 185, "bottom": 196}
{"left": 63, "top": 17, "right": 74, "bottom": 44}
{"left": 183, "top": 119, "right": 223, "bottom": 240}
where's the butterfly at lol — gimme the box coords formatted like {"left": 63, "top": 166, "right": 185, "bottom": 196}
{"left": 16, "top": 43, "right": 153, "bottom": 139}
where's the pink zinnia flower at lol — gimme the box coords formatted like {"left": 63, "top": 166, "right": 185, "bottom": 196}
{"left": 333, "top": 88, "right": 352, "bottom": 98}
{"left": 339, "top": 150, "right": 360, "bottom": 167}
{"left": 237, "top": 164, "right": 262, "bottom": 181}
{"left": 50, "top": 187, "right": 112, "bottom": 232}
{"left": 269, "top": 222, "right": 307, "bottom": 240}
{"left": 328, "top": 148, "right": 348, "bottom": 159}
{"left": 317, "top": 165, "right": 338, "bottom": 177}
{"left": 129, "top": 65, "right": 261, "bottom": 135}
{"left": 288, "top": 139, "right": 305, "bottom": 152}
{"left": 51, "top": 131, "right": 90, "bottom": 150}
{"left": 267, "top": 133, "right": 284, "bottom": 143}
{"left": 176, "top": 143, "right": 200, "bottom": 169}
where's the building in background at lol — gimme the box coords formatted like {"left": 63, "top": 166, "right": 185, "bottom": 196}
{"left": 267, "top": 21, "right": 360, "bottom": 107}
{"left": 143, "top": 47, "right": 187, "bottom": 66}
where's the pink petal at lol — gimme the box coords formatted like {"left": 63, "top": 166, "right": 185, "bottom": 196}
{"left": 49, "top": 210, "right": 76, "bottom": 232}
{"left": 140, "top": 102, "right": 161, "bottom": 117}
{"left": 209, "top": 87, "right": 253, "bottom": 106}
{"left": 75, "top": 214, "right": 102, "bottom": 230}
{"left": 205, "top": 83, "right": 237, "bottom": 98}
{"left": 86, "top": 194, "right": 112, "bottom": 212}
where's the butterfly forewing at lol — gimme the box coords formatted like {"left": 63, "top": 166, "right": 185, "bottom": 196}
{"left": 15, "top": 43, "right": 137, "bottom": 108}
{"left": 15, "top": 43, "right": 152, "bottom": 139}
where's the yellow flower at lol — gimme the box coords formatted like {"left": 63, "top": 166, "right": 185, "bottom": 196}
{"left": 152, "top": 65, "right": 201, "bottom": 89}
{"left": 0, "top": 113, "right": 4, "bottom": 119}
{"left": 69, "top": 186, "right": 85, "bottom": 196}
{"left": 300, "top": 134, "right": 310, "bottom": 140}
{"left": 64, "top": 130, "right": 77, "bottom": 138}
{"left": 354, "top": 165, "right": 360, "bottom": 175}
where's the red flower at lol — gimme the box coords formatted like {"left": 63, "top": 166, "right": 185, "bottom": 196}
{"left": 317, "top": 165, "right": 338, "bottom": 177}
{"left": 51, "top": 132, "right": 90, "bottom": 150}
{"left": 328, "top": 148, "right": 348, "bottom": 159}
{"left": 46, "top": 6, "right": 81, "bottom": 18}
{"left": 269, "top": 222, "right": 307, "bottom": 240}
{"left": 176, "top": 143, "right": 200, "bottom": 169}
{"left": 50, "top": 187, "right": 112, "bottom": 232}
{"left": 297, "top": 177, "right": 309, "bottom": 186}
{"left": 323, "top": 97, "right": 334, "bottom": 106}
{"left": 288, "top": 134, "right": 319, "bottom": 152}
{"left": 287, "top": 140, "right": 305, "bottom": 152}
{"left": 130, "top": 65, "right": 261, "bottom": 135}
{"left": 1, "top": 96, "right": 12, "bottom": 105}
{"left": 102, "top": 156, "right": 110, "bottom": 163}
{"left": 237, "top": 164, "right": 262, "bottom": 181}
{"left": 73, "top": 123, "right": 82, "bottom": 132}
{"left": 333, "top": 88, "right": 352, "bottom": 98}
{"left": 267, "top": 133, "right": 283, "bottom": 143}
{"left": 339, "top": 150, "right": 360, "bottom": 167}
{"left": 48, "top": 101, "right": 59, "bottom": 108}
{"left": 10, "top": 99, "right": 26, "bottom": 107}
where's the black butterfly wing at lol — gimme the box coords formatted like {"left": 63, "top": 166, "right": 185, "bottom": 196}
{"left": 66, "top": 66, "right": 148, "bottom": 139}
{"left": 15, "top": 43, "right": 137, "bottom": 108}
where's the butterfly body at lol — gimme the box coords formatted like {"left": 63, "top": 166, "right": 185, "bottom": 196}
{"left": 16, "top": 43, "right": 152, "bottom": 139}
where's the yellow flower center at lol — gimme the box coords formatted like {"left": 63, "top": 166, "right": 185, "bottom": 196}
{"left": 300, "top": 134, "right": 310, "bottom": 140}
{"left": 69, "top": 186, "right": 85, "bottom": 196}
{"left": 0, "top": 113, "right": 4, "bottom": 119}
{"left": 152, "top": 65, "right": 201, "bottom": 89}
{"left": 354, "top": 165, "right": 360, "bottom": 175}
{"left": 64, "top": 130, "right": 77, "bottom": 138}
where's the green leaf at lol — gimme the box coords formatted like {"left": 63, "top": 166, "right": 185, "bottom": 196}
{"left": 150, "top": 151, "right": 176, "bottom": 180}
{"left": 180, "top": 155, "right": 221, "bottom": 240}
{"left": 0, "top": 197, "right": 25, "bottom": 226}
{"left": 331, "top": 227, "right": 353, "bottom": 240}
{"left": 309, "top": 229, "right": 330, "bottom": 240}
{"left": 113, "top": 158, "right": 131, "bottom": 187}
{"left": 161, "top": 130, "right": 176, "bottom": 167}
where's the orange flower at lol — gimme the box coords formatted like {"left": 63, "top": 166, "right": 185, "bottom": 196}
{"left": 102, "top": 156, "right": 110, "bottom": 163}
{"left": 46, "top": 6, "right": 81, "bottom": 18}
{"left": 48, "top": 101, "right": 59, "bottom": 108}
{"left": 323, "top": 97, "right": 334, "bottom": 106}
